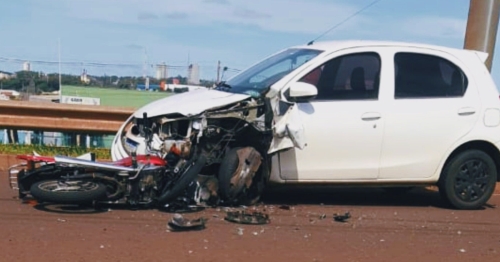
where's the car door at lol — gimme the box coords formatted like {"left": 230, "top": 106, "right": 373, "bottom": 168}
{"left": 277, "top": 49, "right": 388, "bottom": 181}
{"left": 378, "top": 49, "right": 481, "bottom": 180}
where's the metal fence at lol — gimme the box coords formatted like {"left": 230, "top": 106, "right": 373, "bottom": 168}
{"left": 0, "top": 129, "right": 115, "bottom": 149}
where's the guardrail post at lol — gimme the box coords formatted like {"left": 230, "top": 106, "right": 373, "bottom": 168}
{"left": 7, "top": 129, "right": 19, "bottom": 144}
{"left": 464, "top": 0, "right": 500, "bottom": 71}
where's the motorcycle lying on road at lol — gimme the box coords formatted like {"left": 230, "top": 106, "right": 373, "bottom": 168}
{"left": 8, "top": 150, "right": 209, "bottom": 209}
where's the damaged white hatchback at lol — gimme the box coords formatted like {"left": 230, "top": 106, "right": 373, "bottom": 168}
{"left": 111, "top": 40, "right": 500, "bottom": 210}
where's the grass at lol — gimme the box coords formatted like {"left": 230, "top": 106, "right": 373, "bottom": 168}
{"left": 0, "top": 144, "right": 111, "bottom": 160}
{"left": 61, "top": 85, "right": 172, "bottom": 108}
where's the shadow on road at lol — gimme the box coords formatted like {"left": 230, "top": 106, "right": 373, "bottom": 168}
{"left": 33, "top": 203, "right": 109, "bottom": 214}
{"left": 21, "top": 185, "right": 497, "bottom": 213}
{"left": 260, "top": 185, "right": 454, "bottom": 209}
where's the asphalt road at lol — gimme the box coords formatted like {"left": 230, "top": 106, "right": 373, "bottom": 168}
{"left": 1, "top": 177, "right": 499, "bottom": 262}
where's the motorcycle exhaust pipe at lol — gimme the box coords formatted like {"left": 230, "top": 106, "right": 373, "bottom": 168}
{"left": 54, "top": 156, "right": 137, "bottom": 172}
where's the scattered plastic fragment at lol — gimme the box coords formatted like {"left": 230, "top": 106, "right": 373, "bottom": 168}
{"left": 224, "top": 210, "right": 270, "bottom": 225}
{"left": 279, "top": 205, "right": 291, "bottom": 210}
{"left": 333, "top": 212, "right": 351, "bottom": 223}
{"left": 167, "top": 213, "right": 207, "bottom": 231}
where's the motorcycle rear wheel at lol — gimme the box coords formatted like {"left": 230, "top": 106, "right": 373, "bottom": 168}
{"left": 30, "top": 180, "right": 107, "bottom": 205}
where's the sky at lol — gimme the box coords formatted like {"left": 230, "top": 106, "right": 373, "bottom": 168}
{"left": 1, "top": 0, "right": 499, "bottom": 84}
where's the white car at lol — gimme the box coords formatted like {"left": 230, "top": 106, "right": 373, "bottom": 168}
{"left": 111, "top": 40, "right": 500, "bottom": 210}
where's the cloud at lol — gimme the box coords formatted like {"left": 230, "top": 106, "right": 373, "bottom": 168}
{"left": 164, "top": 12, "right": 188, "bottom": 20}
{"left": 125, "top": 44, "right": 144, "bottom": 50}
{"left": 137, "top": 12, "right": 158, "bottom": 20}
{"left": 233, "top": 8, "right": 271, "bottom": 19}
{"left": 203, "top": 0, "right": 230, "bottom": 5}
{"left": 54, "top": 0, "right": 370, "bottom": 35}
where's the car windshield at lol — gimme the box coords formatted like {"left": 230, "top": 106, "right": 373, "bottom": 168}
{"left": 218, "top": 48, "right": 323, "bottom": 96}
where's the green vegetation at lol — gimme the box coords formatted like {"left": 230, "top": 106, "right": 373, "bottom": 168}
{"left": 0, "top": 70, "right": 215, "bottom": 94}
{"left": 61, "top": 85, "right": 172, "bottom": 108}
{"left": 0, "top": 144, "right": 111, "bottom": 160}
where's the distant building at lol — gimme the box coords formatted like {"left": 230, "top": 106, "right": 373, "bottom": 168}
{"left": 0, "top": 71, "right": 14, "bottom": 80}
{"left": 23, "top": 61, "right": 31, "bottom": 71}
{"left": 80, "top": 69, "right": 90, "bottom": 84}
{"left": 0, "top": 89, "right": 20, "bottom": 97}
{"left": 156, "top": 63, "right": 168, "bottom": 80}
{"left": 187, "top": 63, "right": 200, "bottom": 85}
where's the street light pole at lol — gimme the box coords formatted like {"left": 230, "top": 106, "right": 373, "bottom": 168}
{"left": 464, "top": 0, "right": 500, "bottom": 71}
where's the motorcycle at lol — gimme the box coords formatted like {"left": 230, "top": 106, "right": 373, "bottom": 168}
{"left": 8, "top": 149, "right": 209, "bottom": 209}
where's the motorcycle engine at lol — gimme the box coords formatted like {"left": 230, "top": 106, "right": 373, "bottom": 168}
{"left": 138, "top": 173, "right": 157, "bottom": 203}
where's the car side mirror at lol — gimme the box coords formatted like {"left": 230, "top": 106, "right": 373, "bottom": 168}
{"left": 288, "top": 82, "right": 317, "bottom": 102}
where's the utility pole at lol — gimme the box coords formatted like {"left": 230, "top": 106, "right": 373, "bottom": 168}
{"left": 216, "top": 60, "right": 221, "bottom": 83}
{"left": 143, "top": 47, "right": 149, "bottom": 90}
{"left": 58, "top": 38, "right": 62, "bottom": 102}
{"left": 464, "top": 0, "right": 500, "bottom": 71}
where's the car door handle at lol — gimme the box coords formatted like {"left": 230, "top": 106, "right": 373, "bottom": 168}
{"left": 458, "top": 107, "right": 476, "bottom": 116}
{"left": 361, "top": 112, "right": 381, "bottom": 121}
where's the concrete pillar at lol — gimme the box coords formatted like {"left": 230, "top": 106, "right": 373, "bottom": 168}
{"left": 464, "top": 0, "right": 500, "bottom": 71}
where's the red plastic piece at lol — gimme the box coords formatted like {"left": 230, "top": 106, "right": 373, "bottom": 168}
{"left": 111, "top": 155, "right": 166, "bottom": 167}
{"left": 16, "top": 155, "right": 55, "bottom": 163}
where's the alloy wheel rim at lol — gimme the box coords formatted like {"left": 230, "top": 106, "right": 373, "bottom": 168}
{"left": 39, "top": 180, "right": 99, "bottom": 192}
{"left": 454, "top": 159, "right": 490, "bottom": 202}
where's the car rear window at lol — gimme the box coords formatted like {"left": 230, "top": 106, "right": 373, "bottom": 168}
{"left": 394, "top": 52, "right": 468, "bottom": 98}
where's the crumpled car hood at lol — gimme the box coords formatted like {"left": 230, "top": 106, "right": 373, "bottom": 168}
{"left": 133, "top": 88, "right": 251, "bottom": 118}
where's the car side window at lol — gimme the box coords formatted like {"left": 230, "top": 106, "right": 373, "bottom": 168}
{"left": 394, "top": 52, "right": 469, "bottom": 98}
{"left": 298, "top": 52, "right": 381, "bottom": 101}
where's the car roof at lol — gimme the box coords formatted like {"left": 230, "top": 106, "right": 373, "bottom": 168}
{"left": 290, "top": 40, "right": 487, "bottom": 59}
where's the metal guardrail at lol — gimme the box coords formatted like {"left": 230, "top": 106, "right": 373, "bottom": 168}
{"left": 0, "top": 100, "right": 135, "bottom": 134}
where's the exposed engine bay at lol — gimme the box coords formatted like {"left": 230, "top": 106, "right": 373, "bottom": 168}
{"left": 117, "top": 95, "right": 275, "bottom": 206}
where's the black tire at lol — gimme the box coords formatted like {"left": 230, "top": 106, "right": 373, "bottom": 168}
{"left": 219, "top": 147, "right": 241, "bottom": 202}
{"left": 30, "top": 180, "right": 108, "bottom": 205}
{"left": 438, "top": 150, "right": 497, "bottom": 210}
{"left": 158, "top": 154, "right": 207, "bottom": 205}
{"left": 218, "top": 147, "right": 268, "bottom": 205}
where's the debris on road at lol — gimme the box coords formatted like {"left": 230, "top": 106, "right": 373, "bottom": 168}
{"left": 224, "top": 210, "right": 270, "bottom": 225}
{"left": 279, "top": 205, "right": 291, "bottom": 210}
{"left": 333, "top": 212, "right": 351, "bottom": 223}
{"left": 163, "top": 197, "right": 205, "bottom": 213}
{"left": 167, "top": 214, "right": 207, "bottom": 231}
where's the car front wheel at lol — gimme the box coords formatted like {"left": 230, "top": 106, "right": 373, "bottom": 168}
{"left": 439, "top": 150, "right": 497, "bottom": 210}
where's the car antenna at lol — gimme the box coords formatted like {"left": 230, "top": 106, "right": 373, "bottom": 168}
{"left": 306, "top": 0, "right": 383, "bottom": 46}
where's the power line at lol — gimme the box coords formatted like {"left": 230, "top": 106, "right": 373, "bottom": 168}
{"left": 0, "top": 56, "right": 193, "bottom": 69}
{"left": 308, "top": 0, "right": 383, "bottom": 45}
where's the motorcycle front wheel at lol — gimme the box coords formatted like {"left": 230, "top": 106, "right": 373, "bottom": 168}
{"left": 30, "top": 180, "right": 107, "bottom": 205}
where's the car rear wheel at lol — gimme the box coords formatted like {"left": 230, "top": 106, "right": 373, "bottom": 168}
{"left": 439, "top": 150, "right": 497, "bottom": 210}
